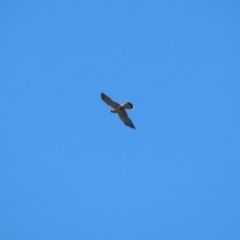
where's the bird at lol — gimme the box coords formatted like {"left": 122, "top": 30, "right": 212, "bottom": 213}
{"left": 101, "top": 92, "right": 136, "bottom": 129}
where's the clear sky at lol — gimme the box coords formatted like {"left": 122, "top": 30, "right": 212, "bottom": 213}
{"left": 1, "top": 1, "right": 239, "bottom": 239}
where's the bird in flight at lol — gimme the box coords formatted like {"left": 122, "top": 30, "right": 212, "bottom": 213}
{"left": 101, "top": 92, "right": 136, "bottom": 129}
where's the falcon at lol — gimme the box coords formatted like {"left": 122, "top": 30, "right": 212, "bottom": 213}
{"left": 101, "top": 92, "right": 136, "bottom": 129}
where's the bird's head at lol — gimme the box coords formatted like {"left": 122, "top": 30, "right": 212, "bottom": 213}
{"left": 110, "top": 108, "right": 116, "bottom": 113}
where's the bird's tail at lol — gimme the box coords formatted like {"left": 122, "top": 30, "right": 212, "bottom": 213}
{"left": 122, "top": 102, "right": 134, "bottom": 109}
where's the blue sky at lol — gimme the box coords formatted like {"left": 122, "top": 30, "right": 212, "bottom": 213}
{"left": 0, "top": 1, "right": 239, "bottom": 239}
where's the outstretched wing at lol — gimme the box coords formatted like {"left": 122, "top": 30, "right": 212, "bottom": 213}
{"left": 101, "top": 92, "right": 120, "bottom": 108}
{"left": 118, "top": 109, "right": 135, "bottom": 129}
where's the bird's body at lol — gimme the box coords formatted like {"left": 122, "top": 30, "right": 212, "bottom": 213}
{"left": 110, "top": 104, "right": 129, "bottom": 112}
{"left": 111, "top": 105, "right": 122, "bottom": 112}
{"left": 101, "top": 92, "right": 136, "bottom": 129}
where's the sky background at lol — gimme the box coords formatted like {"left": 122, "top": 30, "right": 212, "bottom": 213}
{"left": 0, "top": 1, "right": 239, "bottom": 239}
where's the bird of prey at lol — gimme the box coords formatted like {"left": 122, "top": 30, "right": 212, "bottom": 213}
{"left": 101, "top": 92, "right": 136, "bottom": 129}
